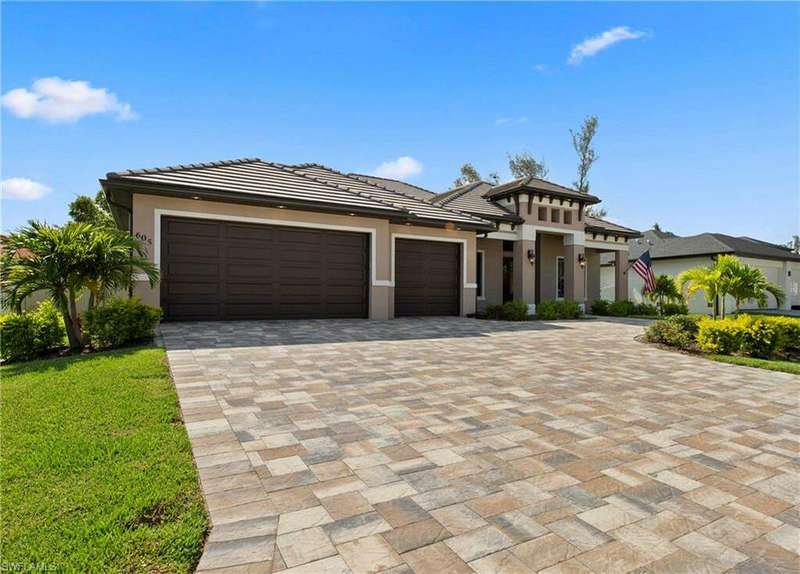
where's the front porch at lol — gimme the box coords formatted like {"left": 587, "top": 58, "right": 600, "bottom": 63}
{"left": 477, "top": 227, "right": 631, "bottom": 312}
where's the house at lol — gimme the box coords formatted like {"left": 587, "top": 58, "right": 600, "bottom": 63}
{"left": 100, "top": 158, "right": 640, "bottom": 321}
{"left": 600, "top": 228, "right": 800, "bottom": 313}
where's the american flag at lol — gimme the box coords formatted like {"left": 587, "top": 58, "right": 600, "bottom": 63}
{"left": 632, "top": 250, "right": 657, "bottom": 293}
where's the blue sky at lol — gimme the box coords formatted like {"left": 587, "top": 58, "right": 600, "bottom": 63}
{"left": 2, "top": 2, "right": 798, "bottom": 244}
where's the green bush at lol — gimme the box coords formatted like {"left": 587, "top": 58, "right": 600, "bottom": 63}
{"left": 501, "top": 300, "right": 530, "bottom": 321}
{"left": 645, "top": 315, "right": 702, "bottom": 350}
{"left": 739, "top": 317, "right": 779, "bottom": 359}
{"left": 661, "top": 302, "right": 689, "bottom": 316}
{"left": 536, "top": 300, "right": 583, "bottom": 320}
{"left": 83, "top": 298, "right": 162, "bottom": 350}
{"left": 608, "top": 300, "right": 636, "bottom": 317}
{"left": 633, "top": 303, "right": 659, "bottom": 316}
{"left": 483, "top": 304, "right": 505, "bottom": 320}
{"left": 763, "top": 316, "right": 800, "bottom": 355}
{"left": 590, "top": 299, "right": 610, "bottom": 315}
{"left": 0, "top": 300, "right": 66, "bottom": 362}
{"left": 697, "top": 317, "right": 746, "bottom": 355}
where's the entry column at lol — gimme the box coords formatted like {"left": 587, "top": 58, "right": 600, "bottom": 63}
{"left": 513, "top": 225, "right": 536, "bottom": 312}
{"left": 615, "top": 250, "right": 629, "bottom": 301}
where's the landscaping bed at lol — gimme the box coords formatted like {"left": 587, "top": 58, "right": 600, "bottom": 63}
{"left": 0, "top": 346, "right": 208, "bottom": 572}
{"left": 641, "top": 313, "right": 799, "bottom": 374}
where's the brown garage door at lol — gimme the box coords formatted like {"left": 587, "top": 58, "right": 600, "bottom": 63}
{"left": 160, "top": 216, "right": 369, "bottom": 321}
{"left": 394, "top": 239, "right": 460, "bottom": 317}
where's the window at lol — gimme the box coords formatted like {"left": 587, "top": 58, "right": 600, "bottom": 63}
{"left": 538, "top": 206, "right": 547, "bottom": 221}
{"left": 556, "top": 256, "right": 565, "bottom": 299}
{"left": 476, "top": 251, "right": 485, "bottom": 299}
{"left": 564, "top": 211, "right": 573, "bottom": 225}
{"left": 551, "top": 208, "right": 561, "bottom": 223}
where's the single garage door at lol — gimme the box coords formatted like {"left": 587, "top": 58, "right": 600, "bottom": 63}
{"left": 160, "top": 216, "right": 369, "bottom": 321}
{"left": 394, "top": 238, "right": 460, "bottom": 317}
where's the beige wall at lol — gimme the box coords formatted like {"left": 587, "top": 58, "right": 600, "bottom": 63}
{"left": 537, "top": 234, "right": 565, "bottom": 301}
{"left": 497, "top": 194, "right": 584, "bottom": 232}
{"left": 131, "top": 193, "right": 477, "bottom": 319}
{"left": 477, "top": 238, "right": 503, "bottom": 309}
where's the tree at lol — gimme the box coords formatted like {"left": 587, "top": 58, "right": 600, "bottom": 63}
{"left": 787, "top": 235, "right": 800, "bottom": 254}
{"left": 718, "top": 256, "right": 785, "bottom": 313}
{"left": 584, "top": 205, "right": 607, "bottom": 218}
{"left": 452, "top": 163, "right": 482, "bottom": 188}
{"left": 677, "top": 255, "right": 784, "bottom": 319}
{"left": 646, "top": 275, "right": 682, "bottom": 315}
{"left": 487, "top": 172, "right": 500, "bottom": 185}
{"left": 1, "top": 222, "right": 158, "bottom": 349}
{"left": 677, "top": 264, "right": 722, "bottom": 319}
{"left": 69, "top": 191, "right": 114, "bottom": 227}
{"left": 653, "top": 222, "right": 663, "bottom": 232}
{"left": 507, "top": 152, "right": 548, "bottom": 179}
{"left": 571, "top": 115, "right": 598, "bottom": 194}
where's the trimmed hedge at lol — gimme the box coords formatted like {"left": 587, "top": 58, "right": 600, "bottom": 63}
{"left": 83, "top": 298, "right": 162, "bottom": 350}
{"left": 648, "top": 313, "right": 800, "bottom": 360}
{"left": 535, "top": 300, "right": 583, "bottom": 320}
{"left": 591, "top": 299, "right": 658, "bottom": 317}
{"left": 502, "top": 300, "right": 529, "bottom": 321}
{"left": 661, "top": 302, "right": 689, "bottom": 316}
{"left": 0, "top": 300, "right": 66, "bottom": 362}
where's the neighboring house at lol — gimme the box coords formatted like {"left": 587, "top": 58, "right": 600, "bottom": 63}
{"left": 600, "top": 228, "right": 800, "bottom": 313}
{"left": 100, "top": 158, "right": 640, "bottom": 321}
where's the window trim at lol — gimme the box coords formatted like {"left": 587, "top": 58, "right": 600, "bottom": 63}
{"left": 556, "top": 256, "right": 565, "bottom": 300}
{"left": 551, "top": 208, "right": 561, "bottom": 224}
{"left": 476, "top": 250, "right": 486, "bottom": 300}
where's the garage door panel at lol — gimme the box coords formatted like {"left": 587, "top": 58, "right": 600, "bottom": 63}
{"left": 161, "top": 216, "right": 368, "bottom": 321}
{"left": 395, "top": 239, "right": 460, "bottom": 317}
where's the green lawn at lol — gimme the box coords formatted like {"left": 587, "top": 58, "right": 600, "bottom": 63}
{"left": 1, "top": 346, "right": 208, "bottom": 572}
{"left": 707, "top": 353, "right": 800, "bottom": 375}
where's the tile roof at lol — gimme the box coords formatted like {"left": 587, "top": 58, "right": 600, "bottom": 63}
{"left": 292, "top": 164, "right": 492, "bottom": 228}
{"left": 431, "top": 181, "right": 521, "bottom": 222}
{"left": 105, "top": 158, "right": 494, "bottom": 229}
{"left": 628, "top": 229, "right": 800, "bottom": 262}
{"left": 347, "top": 173, "right": 436, "bottom": 201}
{"left": 584, "top": 215, "right": 641, "bottom": 237}
{"left": 484, "top": 176, "right": 601, "bottom": 204}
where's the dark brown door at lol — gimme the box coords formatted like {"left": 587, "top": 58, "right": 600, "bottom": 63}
{"left": 394, "top": 239, "right": 460, "bottom": 317}
{"left": 160, "top": 216, "right": 369, "bottom": 321}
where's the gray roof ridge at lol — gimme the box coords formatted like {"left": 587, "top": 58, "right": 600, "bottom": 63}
{"left": 347, "top": 172, "right": 435, "bottom": 196}
{"left": 295, "top": 164, "right": 493, "bottom": 226}
{"left": 431, "top": 182, "right": 481, "bottom": 204}
{"left": 108, "top": 157, "right": 262, "bottom": 178}
{"left": 584, "top": 215, "right": 639, "bottom": 234}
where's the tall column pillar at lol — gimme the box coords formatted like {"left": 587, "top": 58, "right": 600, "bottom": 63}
{"left": 564, "top": 233, "right": 586, "bottom": 305}
{"left": 585, "top": 249, "right": 601, "bottom": 306}
{"left": 513, "top": 225, "right": 536, "bottom": 312}
{"left": 615, "top": 250, "right": 629, "bottom": 302}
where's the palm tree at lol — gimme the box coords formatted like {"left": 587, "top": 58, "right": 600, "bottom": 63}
{"left": 677, "top": 255, "right": 784, "bottom": 319}
{"left": 720, "top": 257, "right": 785, "bottom": 313}
{"left": 1, "top": 222, "right": 158, "bottom": 349}
{"left": 646, "top": 274, "right": 682, "bottom": 315}
{"left": 677, "top": 264, "right": 722, "bottom": 319}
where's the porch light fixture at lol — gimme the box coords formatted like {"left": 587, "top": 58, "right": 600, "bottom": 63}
{"left": 578, "top": 253, "right": 586, "bottom": 268}
{"left": 192, "top": 196, "right": 200, "bottom": 200}
{"left": 527, "top": 249, "right": 535, "bottom": 264}
{"left": 277, "top": 205, "right": 286, "bottom": 209}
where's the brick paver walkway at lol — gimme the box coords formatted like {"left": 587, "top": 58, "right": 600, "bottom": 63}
{"left": 161, "top": 318, "right": 800, "bottom": 574}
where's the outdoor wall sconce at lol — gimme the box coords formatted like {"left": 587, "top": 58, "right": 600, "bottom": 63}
{"left": 527, "top": 249, "right": 535, "bottom": 264}
{"left": 578, "top": 253, "right": 586, "bottom": 267}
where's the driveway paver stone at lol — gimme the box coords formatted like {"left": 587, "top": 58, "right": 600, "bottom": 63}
{"left": 160, "top": 317, "right": 800, "bottom": 573}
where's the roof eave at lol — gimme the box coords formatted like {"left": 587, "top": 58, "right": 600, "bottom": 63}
{"left": 489, "top": 185, "right": 601, "bottom": 205}
{"left": 585, "top": 225, "right": 642, "bottom": 239}
{"left": 101, "top": 178, "right": 495, "bottom": 232}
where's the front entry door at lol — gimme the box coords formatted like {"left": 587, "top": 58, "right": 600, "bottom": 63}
{"left": 502, "top": 256, "right": 514, "bottom": 302}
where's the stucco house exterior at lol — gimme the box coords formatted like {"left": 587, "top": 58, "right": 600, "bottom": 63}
{"left": 600, "top": 228, "right": 800, "bottom": 313}
{"left": 100, "top": 158, "right": 640, "bottom": 321}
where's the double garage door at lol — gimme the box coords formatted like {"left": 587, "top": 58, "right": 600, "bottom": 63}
{"left": 160, "top": 216, "right": 460, "bottom": 321}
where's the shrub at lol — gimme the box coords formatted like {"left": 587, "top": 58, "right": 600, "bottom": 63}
{"left": 697, "top": 317, "right": 745, "bottom": 355}
{"left": 590, "top": 299, "right": 610, "bottom": 315}
{"left": 483, "top": 304, "right": 504, "bottom": 320}
{"left": 83, "top": 298, "right": 162, "bottom": 350}
{"left": 633, "top": 303, "right": 659, "bottom": 316}
{"left": 763, "top": 316, "right": 800, "bottom": 355}
{"left": 739, "top": 317, "right": 779, "bottom": 359}
{"left": 0, "top": 300, "right": 66, "bottom": 362}
{"left": 661, "top": 302, "right": 689, "bottom": 316}
{"left": 501, "top": 300, "right": 529, "bottom": 321}
{"left": 608, "top": 300, "right": 636, "bottom": 317}
{"left": 645, "top": 315, "right": 702, "bottom": 350}
{"left": 536, "top": 300, "right": 583, "bottom": 320}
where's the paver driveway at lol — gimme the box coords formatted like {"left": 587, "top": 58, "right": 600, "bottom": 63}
{"left": 161, "top": 318, "right": 800, "bottom": 574}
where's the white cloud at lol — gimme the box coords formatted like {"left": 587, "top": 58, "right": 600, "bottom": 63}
{"left": 534, "top": 64, "right": 548, "bottom": 72}
{"left": 568, "top": 26, "right": 646, "bottom": 65}
{"left": 372, "top": 156, "right": 423, "bottom": 180}
{"left": 1, "top": 178, "right": 52, "bottom": 200}
{"left": 1, "top": 77, "right": 136, "bottom": 123}
{"left": 495, "top": 116, "right": 528, "bottom": 126}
